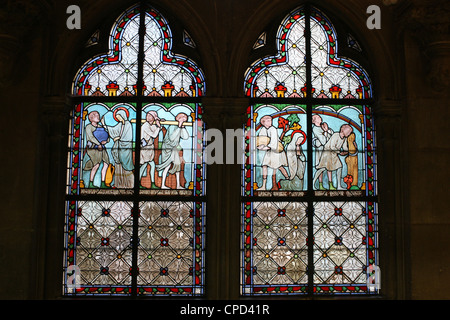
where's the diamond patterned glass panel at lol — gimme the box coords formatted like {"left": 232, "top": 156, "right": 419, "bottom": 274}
{"left": 313, "top": 201, "right": 378, "bottom": 294}
{"left": 245, "top": 8, "right": 306, "bottom": 98}
{"left": 310, "top": 8, "right": 372, "bottom": 99}
{"left": 244, "top": 7, "right": 372, "bottom": 100}
{"left": 137, "top": 201, "right": 205, "bottom": 295}
{"left": 73, "top": 4, "right": 205, "bottom": 98}
{"left": 64, "top": 201, "right": 134, "bottom": 295}
{"left": 73, "top": 6, "right": 140, "bottom": 97}
{"left": 242, "top": 201, "right": 308, "bottom": 295}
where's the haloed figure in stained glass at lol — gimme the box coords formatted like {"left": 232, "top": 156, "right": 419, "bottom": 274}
{"left": 84, "top": 111, "right": 110, "bottom": 188}
{"left": 256, "top": 115, "right": 290, "bottom": 190}
{"left": 140, "top": 110, "right": 163, "bottom": 189}
{"left": 107, "top": 108, "right": 134, "bottom": 188}
{"left": 156, "top": 112, "right": 190, "bottom": 189}
{"left": 314, "top": 123, "right": 353, "bottom": 190}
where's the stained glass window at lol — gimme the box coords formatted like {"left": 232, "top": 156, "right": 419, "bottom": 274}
{"left": 64, "top": 3, "right": 206, "bottom": 296}
{"left": 183, "top": 30, "right": 196, "bottom": 48}
{"left": 253, "top": 32, "right": 267, "bottom": 50}
{"left": 242, "top": 5, "right": 378, "bottom": 296}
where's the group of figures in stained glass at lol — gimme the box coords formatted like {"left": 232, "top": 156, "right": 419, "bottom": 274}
{"left": 80, "top": 103, "right": 199, "bottom": 192}
{"left": 64, "top": 2, "right": 378, "bottom": 297}
{"left": 250, "top": 105, "right": 365, "bottom": 193}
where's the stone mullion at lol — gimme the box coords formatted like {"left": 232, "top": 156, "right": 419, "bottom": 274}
{"left": 202, "top": 97, "right": 248, "bottom": 299}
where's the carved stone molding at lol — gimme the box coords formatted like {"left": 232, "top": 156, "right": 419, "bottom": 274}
{"left": 41, "top": 95, "right": 71, "bottom": 142}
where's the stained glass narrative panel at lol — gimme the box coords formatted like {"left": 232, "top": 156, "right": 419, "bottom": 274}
{"left": 311, "top": 104, "right": 377, "bottom": 197}
{"left": 243, "top": 104, "right": 308, "bottom": 197}
{"left": 67, "top": 102, "right": 137, "bottom": 195}
{"left": 67, "top": 102, "right": 205, "bottom": 196}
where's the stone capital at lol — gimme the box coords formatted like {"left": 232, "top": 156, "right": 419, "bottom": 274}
{"left": 373, "top": 99, "right": 403, "bottom": 144}
{"left": 201, "top": 97, "right": 249, "bottom": 130}
{"left": 396, "top": 0, "right": 450, "bottom": 92}
{"left": 41, "top": 95, "right": 71, "bottom": 140}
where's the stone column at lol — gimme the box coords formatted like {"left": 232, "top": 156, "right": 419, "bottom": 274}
{"left": 374, "top": 99, "right": 410, "bottom": 299}
{"left": 30, "top": 95, "right": 70, "bottom": 299}
{"left": 202, "top": 97, "right": 248, "bottom": 300}
{"left": 395, "top": 0, "right": 450, "bottom": 298}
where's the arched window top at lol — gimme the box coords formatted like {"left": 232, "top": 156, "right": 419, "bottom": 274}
{"left": 72, "top": 3, "right": 206, "bottom": 98}
{"left": 244, "top": 6, "right": 372, "bottom": 100}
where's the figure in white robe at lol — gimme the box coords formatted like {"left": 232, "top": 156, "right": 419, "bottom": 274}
{"left": 156, "top": 112, "right": 189, "bottom": 189}
{"left": 314, "top": 124, "right": 353, "bottom": 190}
{"left": 256, "top": 115, "right": 289, "bottom": 190}
{"left": 107, "top": 109, "right": 134, "bottom": 188}
{"left": 312, "top": 114, "right": 333, "bottom": 190}
{"left": 279, "top": 131, "right": 307, "bottom": 191}
{"left": 139, "top": 110, "right": 162, "bottom": 189}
